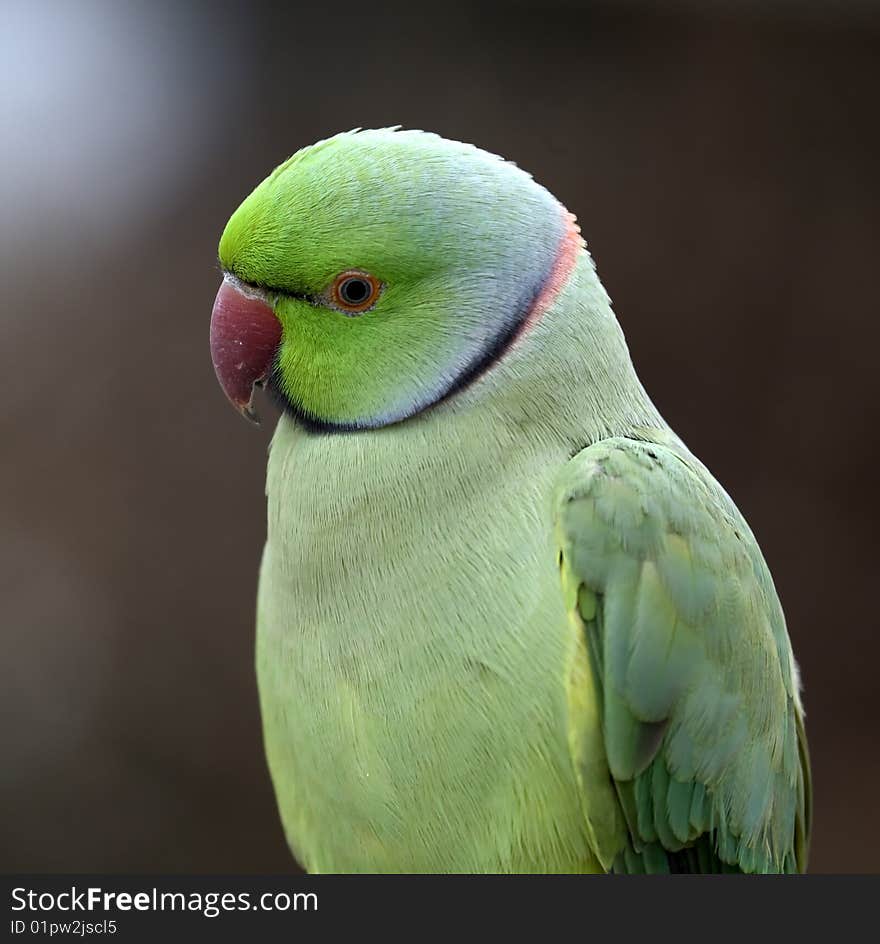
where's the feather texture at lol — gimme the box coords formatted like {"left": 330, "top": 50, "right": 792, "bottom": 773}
{"left": 555, "top": 436, "right": 811, "bottom": 873}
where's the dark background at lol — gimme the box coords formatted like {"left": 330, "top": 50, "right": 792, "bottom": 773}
{"left": 2, "top": 0, "right": 878, "bottom": 873}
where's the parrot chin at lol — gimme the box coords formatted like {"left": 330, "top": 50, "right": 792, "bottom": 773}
{"left": 210, "top": 276, "right": 282, "bottom": 424}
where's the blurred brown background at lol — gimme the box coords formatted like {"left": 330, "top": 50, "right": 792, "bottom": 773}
{"left": 2, "top": 0, "right": 878, "bottom": 874}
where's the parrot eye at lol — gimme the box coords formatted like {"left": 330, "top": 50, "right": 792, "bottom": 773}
{"left": 329, "top": 270, "right": 382, "bottom": 314}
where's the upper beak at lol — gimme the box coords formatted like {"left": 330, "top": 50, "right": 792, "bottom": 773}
{"left": 209, "top": 276, "right": 282, "bottom": 424}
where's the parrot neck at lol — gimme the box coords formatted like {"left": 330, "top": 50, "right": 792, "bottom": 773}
{"left": 266, "top": 248, "right": 674, "bottom": 561}
{"left": 431, "top": 247, "right": 671, "bottom": 455}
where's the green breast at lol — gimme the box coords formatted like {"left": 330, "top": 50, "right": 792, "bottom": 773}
{"left": 256, "top": 413, "right": 599, "bottom": 872}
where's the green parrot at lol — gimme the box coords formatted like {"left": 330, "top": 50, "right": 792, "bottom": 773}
{"left": 209, "top": 129, "right": 811, "bottom": 874}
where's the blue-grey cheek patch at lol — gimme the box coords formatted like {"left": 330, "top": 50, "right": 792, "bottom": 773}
{"left": 401, "top": 197, "right": 567, "bottom": 412}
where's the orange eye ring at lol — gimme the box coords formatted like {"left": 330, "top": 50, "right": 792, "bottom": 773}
{"left": 329, "top": 270, "right": 382, "bottom": 314}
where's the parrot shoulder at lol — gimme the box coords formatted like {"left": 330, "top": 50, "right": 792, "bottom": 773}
{"left": 552, "top": 435, "right": 811, "bottom": 873}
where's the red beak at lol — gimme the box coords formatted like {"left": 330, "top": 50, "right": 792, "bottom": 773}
{"left": 209, "top": 277, "right": 282, "bottom": 424}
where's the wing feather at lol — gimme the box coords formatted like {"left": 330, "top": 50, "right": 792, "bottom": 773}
{"left": 554, "top": 436, "right": 811, "bottom": 873}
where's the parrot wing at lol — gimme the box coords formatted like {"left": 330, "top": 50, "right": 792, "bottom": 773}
{"left": 553, "top": 435, "right": 811, "bottom": 873}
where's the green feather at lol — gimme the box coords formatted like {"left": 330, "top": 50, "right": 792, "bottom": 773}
{"left": 556, "top": 436, "right": 810, "bottom": 873}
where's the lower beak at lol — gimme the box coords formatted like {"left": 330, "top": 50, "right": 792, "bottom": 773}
{"left": 209, "top": 276, "right": 282, "bottom": 424}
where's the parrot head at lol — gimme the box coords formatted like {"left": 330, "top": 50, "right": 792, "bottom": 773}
{"left": 211, "top": 128, "right": 582, "bottom": 430}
